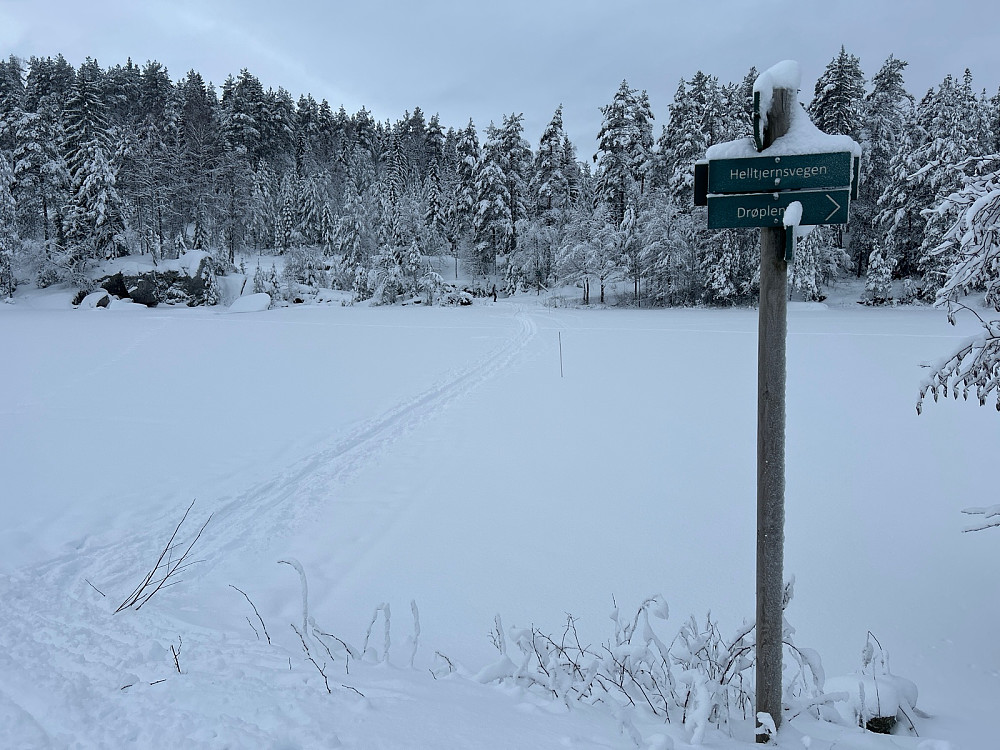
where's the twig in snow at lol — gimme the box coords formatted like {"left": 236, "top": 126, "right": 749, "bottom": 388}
{"left": 115, "top": 500, "right": 212, "bottom": 613}
{"left": 292, "top": 623, "right": 331, "bottom": 694}
{"left": 85, "top": 579, "right": 106, "bottom": 597}
{"left": 171, "top": 636, "right": 182, "bottom": 673}
{"left": 230, "top": 584, "right": 271, "bottom": 644}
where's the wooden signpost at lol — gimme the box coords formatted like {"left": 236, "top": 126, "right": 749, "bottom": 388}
{"left": 696, "top": 76, "right": 858, "bottom": 742}
{"left": 754, "top": 86, "right": 793, "bottom": 743}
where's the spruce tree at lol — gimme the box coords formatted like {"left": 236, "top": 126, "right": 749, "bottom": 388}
{"left": 854, "top": 55, "right": 913, "bottom": 278}
{"left": 808, "top": 46, "right": 866, "bottom": 140}
{"left": 62, "top": 63, "right": 127, "bottom": 267}
{"left": 454, "top": 119, "right": 481, "bottom": 244}
{"left": 912, "top": 73, "right": 987, "bottom": 294}
{"left": 595, "top": 80, "right": 640, "bottom": 225}
{"left": 530, "top": 105, "right": 569, "bottom": 215}
{"left": 0, "top": 151, "right": 17, "bottom": 297}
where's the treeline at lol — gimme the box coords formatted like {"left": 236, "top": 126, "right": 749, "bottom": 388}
{"left": 0, "top": 49, "right": 997, "bottom": 305}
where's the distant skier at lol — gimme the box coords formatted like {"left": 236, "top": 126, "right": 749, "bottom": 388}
{"left": 491, "top": 284, "right": 498, "bottom": 302}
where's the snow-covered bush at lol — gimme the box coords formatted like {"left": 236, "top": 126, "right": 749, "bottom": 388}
{"left": 825, "top": 632, "right": 919, "bottom": 735}
{"left": 282, "top": 245, "right": 329, "bottom": 291}
{"left": 252, "top": 263, "right": 281, "bottom": 298}
{"left": 476, "top": 593, "right": 825, "bottom": 745}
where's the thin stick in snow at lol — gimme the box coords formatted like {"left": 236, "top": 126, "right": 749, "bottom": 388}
{"left": 230, "top": 584, "right": 271, "bottom": 644}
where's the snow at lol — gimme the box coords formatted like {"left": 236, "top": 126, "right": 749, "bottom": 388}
{"left": 227, "top": 292, "right": 271, "bottom": 312}
{"left": 707, "top": 60, "right": 862, "bottom": 161}
{"left": 783, "top": 201, "right": 803, "bottom": 227}
{"left": 1, "top": 283, "right": 998, "bottom": 748}
{"left": 753, "top": 60, "right": 802, "bottom": 136}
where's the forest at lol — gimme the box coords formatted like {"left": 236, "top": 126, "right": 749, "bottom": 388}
{"left": 0, "top": 48, "right": 998, "bottom": 308}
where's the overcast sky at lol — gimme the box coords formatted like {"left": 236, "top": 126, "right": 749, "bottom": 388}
{"left": 2, "top": 0, "right": 997, "bottom": 154}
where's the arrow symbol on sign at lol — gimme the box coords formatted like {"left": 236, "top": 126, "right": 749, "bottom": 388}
{"left": 825, "top": 194, "right": 842, "bottom": 222}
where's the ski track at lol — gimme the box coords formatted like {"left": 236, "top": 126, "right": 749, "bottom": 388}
{"left": 0, "top": 308, "right": 537, "bottom": 747}
{"left": 202, "top": 307, "right": 535, "bottom": 569}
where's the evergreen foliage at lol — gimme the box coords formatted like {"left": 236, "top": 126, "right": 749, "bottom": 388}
{"left": 0, "top": 49, "right": 993, "bottom": 311}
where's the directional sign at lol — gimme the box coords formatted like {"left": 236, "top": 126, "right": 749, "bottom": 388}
{"left": 707, "top": 189, "right": 850, "bottom": 229}
{"left": 708, "top": 152, "right": 853, "bottom": 195}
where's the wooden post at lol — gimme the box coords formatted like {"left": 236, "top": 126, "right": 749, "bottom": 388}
{"left": 756, "top": 86, "right": 794, "bottom": 742}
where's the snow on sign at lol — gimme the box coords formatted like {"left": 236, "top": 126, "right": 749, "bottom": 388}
{"left": 707, "top": 188, "right": 850, "bottom": 229}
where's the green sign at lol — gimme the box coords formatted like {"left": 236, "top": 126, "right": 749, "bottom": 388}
{"left": 708, "top": 152, "right": 853, "bottom": 195}
{"left": 707, "top": 189, "right": 850, "bottom": 229}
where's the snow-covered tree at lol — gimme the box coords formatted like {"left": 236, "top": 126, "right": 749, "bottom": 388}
{"left": 862, "top": 245, "right": 896, "bottom": 305}
{"left": 530, "top": 105, "right": 571, "bottom": 215}
{"left": 918, "top": 155, "right": 1000, "bottom": 412}
{"left": 0, "top": 151, "right": 17, "bottom": 297}
{"left": 595, "top": 80, "right": 653, "bottom": 225}
{"left": 909, "top": 73, "right": 990, "bottom": 294}
{"left": 62, "top": 65, "right": 127, "bottom": 268}
{"left": 854, "top": 55, "right": 913, "bottom": 279}
{"left": 809, "top": 47, "right": 866, "bottom": 141}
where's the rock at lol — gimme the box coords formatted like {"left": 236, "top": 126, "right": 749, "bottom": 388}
{"left": 99, "top": 256, "right": 218, "bottom": 307}
{"left": 78, "top": 290, "right": 111, "bottom": 308}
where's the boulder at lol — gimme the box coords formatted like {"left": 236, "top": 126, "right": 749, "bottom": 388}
{"left": 100, "top": 255, "right": 218, "bottom": 307}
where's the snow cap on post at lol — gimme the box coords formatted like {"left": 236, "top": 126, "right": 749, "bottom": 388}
{"left": 754, "top": 60, "right": 801, "bottom": 147}
{"left": 706, "top": 59, "right": 861, "bottom": 161}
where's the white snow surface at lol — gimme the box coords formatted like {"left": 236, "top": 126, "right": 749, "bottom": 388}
{"left": 1, "top": 283, "right": 998, "bottom": 749}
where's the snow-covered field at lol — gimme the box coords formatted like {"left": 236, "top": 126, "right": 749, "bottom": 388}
{"left": 1, "top": 283, "right": 997, "bottom": 749}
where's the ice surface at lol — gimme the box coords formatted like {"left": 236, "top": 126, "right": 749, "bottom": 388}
{"left": 0, "top": 284, "right": 996, "bottom": 749}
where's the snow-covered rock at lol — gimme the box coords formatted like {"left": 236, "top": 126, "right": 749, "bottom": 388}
{"left": 78, "top": 290, "right": 110, "bottom": 308}
{"left": 228, "top": 293, "right": 271, "bottom": 313}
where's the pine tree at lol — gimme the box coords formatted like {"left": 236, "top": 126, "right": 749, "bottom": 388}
{"left": 334, "top": 175, "right": 375, "bottom": 292}
{"left": 863, "top": 245, "right": 896, "bottom": 304}
{"left": 0, "top": 55, "right": 25, "bottom": 157}
{"left": 221, "top": 69, "right": 265, "bottom": 167}
{"left": 912, "top": 73, "right": 988, "bottom": 294}
{"left": 454, "top": 119, "right": 480, "bottom": 243}
{"left": 62, "top": 63, "right": 127, "bottom": 267}
{"left": 473, "top": 124, "right": 508, "bottom": 275}
{"left": 659, "top": 75, "right": 715, "bottom": 204}
{"left": 425, "top": 113, "right": 445, "bottom": 167}
{"left": 595, "top": 80, "right": 653, "bottom": 225}
{"left": 473, "top": 115, "right": 531, "bottom": 284}
{"left": 854, "top": 55, "right": 913, "bottom": 278}
{"left": 595, "top": 80, "right": 634, "bottom": 224}
{"left": 0, "top": 151, "right": 17, "bottom": 297}
{"left": 877, "top": 107, "right": 926, "bottom": 278}
{"left": 808, "top": 46, "right": 866, "bottom": 140}
{"left": 530, "top": 105, "right": 569, "bottom": 215}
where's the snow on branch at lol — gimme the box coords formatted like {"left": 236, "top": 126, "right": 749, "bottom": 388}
{"left": 918, "top": 312, "right": 1000, "bottom": 413}
{"left": 919, "top": 156, "right": 1000, "bottom": 414}
{"left": 962, "top": 504, "right": 1000, "bottom": 532}
{"left": 930, "top": 155, "right": 1000, "bottom": 307}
